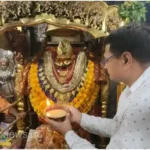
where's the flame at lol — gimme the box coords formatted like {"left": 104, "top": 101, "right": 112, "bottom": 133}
{"left": 46, "top": 99, "right": 51, "bottom": 106}
{"left": 120, "top": 21, "right": 125, "bottom": 27}
{"left": 102, "top": 22, "right": 106, "bottom": 32}
{"left": 17, "top": 26, "right": 22, "bottom": 31}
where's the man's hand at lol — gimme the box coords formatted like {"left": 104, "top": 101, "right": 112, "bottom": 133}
{"left": 44, "top": 113, "right": 72, "bottom": 135}
{"left": 67, "top": 106, "right": 82, "bottom": 124}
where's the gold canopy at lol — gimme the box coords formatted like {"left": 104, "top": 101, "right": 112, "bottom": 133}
{"left": 0, "top": 1, "right": 122, "bottom": 38}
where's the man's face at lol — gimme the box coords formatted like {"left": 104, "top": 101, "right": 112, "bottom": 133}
{"left": 103, "top": 44, "right": 127, "bottom": 83}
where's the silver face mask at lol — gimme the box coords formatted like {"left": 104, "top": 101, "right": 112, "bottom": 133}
{"left": 0, "top": 58, "right": 8, "bottom": 71}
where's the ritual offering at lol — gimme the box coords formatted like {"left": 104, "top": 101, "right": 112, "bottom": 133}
{"left": 45, "top": 109, "right": 67, "bottom": 121}
{"left": 45, "top": 100, "right": 68, "bottom": 121}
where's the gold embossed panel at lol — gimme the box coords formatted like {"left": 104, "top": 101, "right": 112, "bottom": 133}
{"left": 0, "top": 2, "right": 122, "bottom": 38}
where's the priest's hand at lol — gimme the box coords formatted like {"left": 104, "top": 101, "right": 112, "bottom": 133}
{"left": 44, "top": 113, "right": 72, "bottom": 135}
{"left": 9, "top": 107, "right": 26, "bottom": 119}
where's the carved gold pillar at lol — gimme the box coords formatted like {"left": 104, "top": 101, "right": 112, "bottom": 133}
{"left": 100, "top": 38, "right": 109, "bottom": 118}
{"left": 98, "top": 38, "right": 109, "bottom": 148}
{"left": 117, "top": 82, "right": 126, "bottom": 104}
{"left": 101, "top": 80, "right": 109, "bottom": 118}
{"left": 99, "top": 76, "right": 109, "bottom": 148}
{"left": 16, "top": 98, "right": 25, "bottom": 133}
{"left": 15, "top": 54, "right": 26, "bottom": 133}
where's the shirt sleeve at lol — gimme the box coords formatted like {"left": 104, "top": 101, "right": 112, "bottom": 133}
{"left": 80, "top": 113, "right": 116, "bottom": 137}
{"left": 65, "top": 114, "right": 117, "bottom": 149}
{"left": 65, "top": 130, "right": 96, "bottom": 149}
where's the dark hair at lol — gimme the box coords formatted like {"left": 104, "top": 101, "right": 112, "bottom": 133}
{"left": 104, "top": 23, "right": 150, "bottom": 63}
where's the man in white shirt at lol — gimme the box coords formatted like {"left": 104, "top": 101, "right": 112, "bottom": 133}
{"left": 45, "top": 24, "right": 150, "bottom": 149}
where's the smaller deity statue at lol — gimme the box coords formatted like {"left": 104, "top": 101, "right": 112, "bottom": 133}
{"left": 0, "top": 49, "right": 16, "bottom": 103}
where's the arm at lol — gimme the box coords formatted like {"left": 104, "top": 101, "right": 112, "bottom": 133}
{"left": 80, "top": 113, "right": 116, "bottom": 137}
{"left": 65, "top": 130, "right": 96, "bottom": 149}
{"left": 79, "top": 90, "right": 127, "bottom": 137}
{"left": 8, "top": 107, "right": 18, "bottom": 118}
{"left": 66, "top": 106, "right": 116, "bottom": 137}
{"left": 8, "top": 107, "right": 26, "bottom": 119}
{"left": 44, "top": 106, "right": 117, "bottom": 149}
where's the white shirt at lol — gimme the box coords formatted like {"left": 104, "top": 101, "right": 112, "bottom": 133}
{"left": 65, "top": 67, "right": 150, "bottom": 149}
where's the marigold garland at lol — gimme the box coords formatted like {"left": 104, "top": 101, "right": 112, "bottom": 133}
{"left": 29, "top": 60, "right": 100, "bottom": 117}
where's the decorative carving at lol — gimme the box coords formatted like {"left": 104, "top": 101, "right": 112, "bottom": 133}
{"left": 105, "top": 7, "right": 122, "bottom": 32}
{"left": 88, "top": 2, "right": 106, "bottom": 30}
{"left": 0, "top": 1, "right": 33, "bottom": 23}
{"left": 34, "top": 23, "right": 47, "bottom": 43}
{"left": 71, "top": 2, "right": 89, "bottom": 24}
{"left": 0, "top": 2, "right": 122, "bottom": 38}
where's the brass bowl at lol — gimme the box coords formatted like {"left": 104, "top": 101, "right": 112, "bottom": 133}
{"left": 45, "top": 109, "right": 67, "bottom": 122}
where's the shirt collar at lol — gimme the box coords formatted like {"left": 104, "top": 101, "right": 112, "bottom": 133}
{"left": 129, "top": 66, "right": 150, "bottom": 93}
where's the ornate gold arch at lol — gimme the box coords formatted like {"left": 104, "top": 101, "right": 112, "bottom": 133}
{"left": 0, "top": 1, "right": 122, "bottom": 38}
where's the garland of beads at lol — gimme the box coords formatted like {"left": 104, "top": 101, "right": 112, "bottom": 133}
{"left": 37, "top": 59, "right": 77, "bottom": 102}
{"left": 28, "top": 60, "right": 100, "bottom": 117}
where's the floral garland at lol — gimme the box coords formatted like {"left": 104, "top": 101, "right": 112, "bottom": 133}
{"left": 29, "top": 60, "right": 100, "bottom": 117}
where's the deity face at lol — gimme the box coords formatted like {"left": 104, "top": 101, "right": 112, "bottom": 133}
{"left": 0, "top": 58, "right": 8, "bottom": 70}
{"left": 53, "top": 40, "right": 76, "bottom": 84}
{"left": 55, "top": 58, "right": 73, "bottom": 68}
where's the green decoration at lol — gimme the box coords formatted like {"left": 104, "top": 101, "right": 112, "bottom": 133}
{"left": 119, "top": 2, "right": 147, "bottom": 24}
